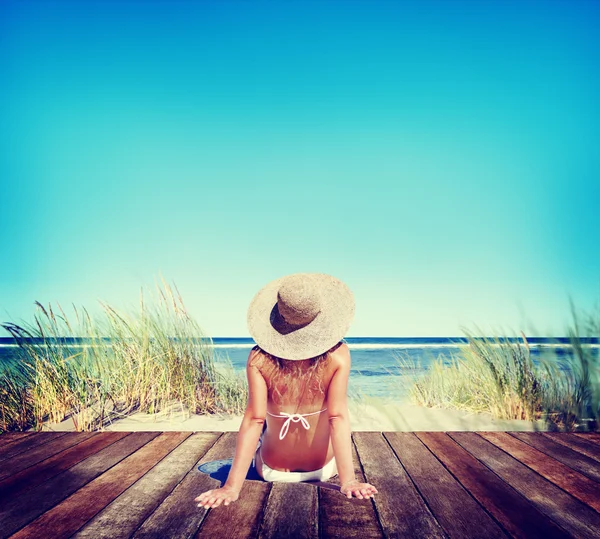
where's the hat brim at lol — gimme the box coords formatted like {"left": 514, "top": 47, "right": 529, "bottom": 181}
{"left": 247, "top": 273, "right": 355, "bottom": 360}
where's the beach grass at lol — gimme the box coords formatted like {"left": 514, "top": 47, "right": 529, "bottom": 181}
{"left": 1, "top": 279, "right": 598, "bottom": 433}
{"left": 393, "top": 306, "right": 600, "bottom": 431}
{"left": 0, "top": 277, "right": 247, "bottom": 433}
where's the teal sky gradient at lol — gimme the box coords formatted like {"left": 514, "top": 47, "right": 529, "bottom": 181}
{"left": 1, "top": 0, "right": 599, "bottom": 337}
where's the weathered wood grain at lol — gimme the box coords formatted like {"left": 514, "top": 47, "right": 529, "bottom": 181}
{"left": 510, "top": 431, "right": 600, "bottom": 483}
{"left": 0, "top": 432, "right": 68, "bottom": 462}
{"left": 451, "top": 432, "right": 600, "bottom": 539}
{"left": 480, "top": 432, "right": 600, "bottom": 512}
{"left": 417, "top": 432, "right": 569, "bottom": 539}
{"left": 0, "top": 432, "right": 159, "bottom": 538}
{"left": 386, "top": 432, "right": 507, "bottom": 539}
{"left": 10, "top": 432, "right": 192, "bottom": 539}
{"left": 73, "top": 432, "right": 220, "bottom": 539}
{"left": 574, "top": 432, "right": 600, "bottom": 445}
{"left": 542, "top": 432, "right": 600, "bottom": 463}
{"left": 4, "top": 430, "right": 599, "bottom": 539}
{"left": 318, "top": 433, "right": 383, "bottom": 539}
{"left": 0, "top": 432, "right": 96, "bottom": 481}
{"left": 0, "top": 432, "right": 129, "bottom": 499}
{"left": 0, "top": 433, "right": 33, "bottom": 448}
{"left": 353, "top": 431, "right": 445, "bottom": 538}
{"left": 195, "top": 480, "right": 272, "bottom": 539}
{"left": 131, "top": 432, "right": 230, "bottom": 539}
{"left": 257, "top": 482, "right": 318, "bottom": 539}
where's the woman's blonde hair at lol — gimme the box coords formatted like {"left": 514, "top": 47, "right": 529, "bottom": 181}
{"left": 250, "top": 341, "right": 343, "bottom": 406}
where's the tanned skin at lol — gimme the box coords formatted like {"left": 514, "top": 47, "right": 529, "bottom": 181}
{"left": 195, "top": 342, "right": 378, "bottom": 509}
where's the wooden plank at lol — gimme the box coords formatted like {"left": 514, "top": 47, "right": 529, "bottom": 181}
{"left": 480, "top": 432, "right": 600, "bottom": 513}
{"left": 0, "top": 432, "right": 96, "bottom": 481}
{"left": 257, "top": 482, "right": 318, "bottom": 539}
{"left": 510, "top": 432, "right": 600, "bottom": 483}
{"left": 0, "top": 432, "right": 129, "bottom": 499}
{"left": 131, "top": 432, "right": 231, "bottom": 539}
{"left": 0, "top": 431, "right": 159, "bottom": 538}
{"left": 72, "top": 432, "right": 220, "bottom": 539}
{"left": 574, "top": 432, "right": 600, "bottom": 445}
{"left": 542, "top": 432, "right": 600, "bottom": 463}
{"left": 385, "top": 432, "right": 507, "bottom": 539}
{"left": 353, "top": 432, "right": 445, "bottom": 538}
{"left": 451, "top": 432, "right": 600, "bottom": 539}
{"left": 0, "top": 432, "right": 68, "bottom": 461}
{"left": 318, "top": 433, "right": 383, "bottom": 538}
{"left": 132, "top": 432, "right": 271, "bottom": 539}
{"left": 195, "top": 481, "right": 271, "bottom": 539}
{"left": 0, "top": 433, "right": 34, "bottom": 448}
{"left": 416, "top": 432, "right": 569, "bottom": 539}
{"left": 11, "top": 432, "right": 192, "bottom": 539}
{"left": 194, "top": 433, "right": 271, "bottom": 539}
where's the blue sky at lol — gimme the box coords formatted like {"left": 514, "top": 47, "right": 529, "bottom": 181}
{"left": 1, "top": 0, "right": 599, "bottom": 337}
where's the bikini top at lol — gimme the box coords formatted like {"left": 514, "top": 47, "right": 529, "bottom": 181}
{"left": 266, "top": 408, "right": 328, "bottom": 440}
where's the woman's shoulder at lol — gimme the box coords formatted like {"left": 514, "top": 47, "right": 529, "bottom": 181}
{"left": 328, "top": 341, "right": 350, "bottom": 365}
{"left": 248, "top": 345, "right": 267, "bottom": 367}
{"left": 247, "top": 342, "right": 348, "bottom": 368}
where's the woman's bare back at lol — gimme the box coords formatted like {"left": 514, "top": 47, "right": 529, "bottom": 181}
{"left": 254, "top": 343, "right": 345, "bottom": 473}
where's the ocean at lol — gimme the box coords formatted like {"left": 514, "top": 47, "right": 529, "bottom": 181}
{"left": 210, "top": 337, "right": 598, "bottom": 400}
{"left": 1, "top": 336, "right": 597, "bottom": 401}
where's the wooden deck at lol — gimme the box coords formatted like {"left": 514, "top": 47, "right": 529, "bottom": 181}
{"left": 0, "top": 431, "right": 599, "bottom": 538}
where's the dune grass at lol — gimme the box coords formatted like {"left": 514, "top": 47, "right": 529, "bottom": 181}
{"left": 2, "top": 279, "right": 598, "bottom": 433}
{"left": 0, "top": 277, "right": 247, "bottom": 432}
{"left": 394, "top": 306, "right": 599, "bottom": 431}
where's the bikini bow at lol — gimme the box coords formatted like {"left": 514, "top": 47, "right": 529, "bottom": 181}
{"left": 278, "top": 412, "right": 311, "bottom": 440}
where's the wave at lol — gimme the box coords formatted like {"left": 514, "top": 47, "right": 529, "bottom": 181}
{"left": 203, "top": 342, "right": 598, "bottom": 350}
{"left": 348, "top": 343, "right": 463, "bottom": 350}
{"left": 2, "top": 342, "right": 597, "bottom": 350}
{"left": 212, "top": 344, "right": 254, "bottom": 349}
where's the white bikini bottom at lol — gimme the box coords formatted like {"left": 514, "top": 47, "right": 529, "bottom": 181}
{"left": 255, "top": 434, "right": 338, "bottom": 483}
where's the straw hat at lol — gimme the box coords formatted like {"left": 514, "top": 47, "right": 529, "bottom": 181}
{"left": 247, "top": 273, "right": 355, "bottom": 361}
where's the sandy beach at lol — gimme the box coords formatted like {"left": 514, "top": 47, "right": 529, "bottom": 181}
{"left": 27, "top": 397, "right": 550, "bottom": 433}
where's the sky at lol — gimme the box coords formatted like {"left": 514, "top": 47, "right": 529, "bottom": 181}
{"left": 1, "top": 0, "right": 599, "bottom": 337}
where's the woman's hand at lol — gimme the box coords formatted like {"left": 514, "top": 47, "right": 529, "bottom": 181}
{"left": 340, "top": 479, "right": 378, "bottom": 499}
{"left": 195, "top": 485, "right": 240, "bottom": 509}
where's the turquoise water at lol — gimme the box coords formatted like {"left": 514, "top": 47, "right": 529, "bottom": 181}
{"left": 211, "top": 337, "right": 596, "bottom": 400}
{"left": 2, "top": 336, "right": 595, "bottom": 400}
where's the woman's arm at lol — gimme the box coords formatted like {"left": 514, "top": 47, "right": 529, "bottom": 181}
{"left": 327, "top": 345, "right": 356, "bottom": 486}
{"left": 328, "top": 345, "right": 378, "bottom": 500}
{"left": 224, "top": 348, "right": 268, "bottom": 491}
{"left": 195, "top": 348, "right": 267, "bottom": 509}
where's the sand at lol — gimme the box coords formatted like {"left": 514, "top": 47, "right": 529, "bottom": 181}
{"left": 28, "top": 397, "right": 550, "bottom": 432}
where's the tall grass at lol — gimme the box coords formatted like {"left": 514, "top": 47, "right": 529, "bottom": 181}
{"left": 404, "top": 332, "right": 549, "bottom": 419}
{"left": 0, "top": 277, "right": 247, "bottom": 432}
{"left": 400, "top": 305, "right": 599, "bottom": 431}
{"left": 562, "top": 300, "right": 600, "bottom": 427}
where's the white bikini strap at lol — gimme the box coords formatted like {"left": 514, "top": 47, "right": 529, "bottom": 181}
{"left": 266, "top": 408, "right": 328, "bottom": 440}
{"left": 266, "top": 407, "right": 327, "bottom": 418}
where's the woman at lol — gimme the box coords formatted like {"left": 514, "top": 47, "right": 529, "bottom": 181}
{"left": 195, "top": 273, "right": 378, "bottom": 509}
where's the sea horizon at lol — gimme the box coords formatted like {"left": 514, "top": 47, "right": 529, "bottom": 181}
{"left": 1, "top": 335, "right": 598, "bottom": 400}
{"left": 2, "top": 336, "right": 599, "bottom": 347}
